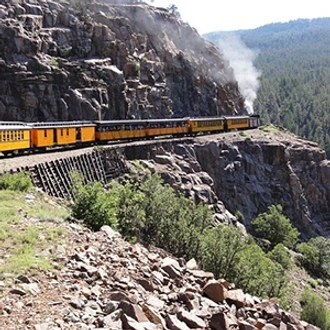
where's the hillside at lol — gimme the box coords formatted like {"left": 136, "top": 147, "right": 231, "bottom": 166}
{"left": 0, "top": 138, "right": 324, "bottom": 329}
{"left": 204, "top": 18, "right": 330, "bottom": 156}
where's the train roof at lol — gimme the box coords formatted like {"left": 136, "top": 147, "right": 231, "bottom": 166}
{"left": 0, "top": 122, "right": 31, "bottom": 130}
{"left": 94, "top": 119, "right": 148, "bottom": 126}
{"left": 94, "top": 118, "right": 190, "bottom": 125}
{"left": 28, "top": 121, "right": 96, "bottom": 128}
{"left": 189, "top": 117, "right": 225, "bottom": 122}
{"left": 145, "top": 118, "right": 189, "bottom": 123}
{"left": 189, "top": 115, "right": 251, "bottom": 121}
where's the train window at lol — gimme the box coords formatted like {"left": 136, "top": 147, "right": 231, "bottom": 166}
{"left": 44, "top": 129, "right": 47, "bottom": 138}
{"left": 66, "top": 128, "right": 69, "bottom": 136}
{"left": 61, "top": 129, "right": 63, "bottom": 136}
{"left": 0, "top": 132, "right": 2, "bottom": 141}
{"left": 232, "top": 118, "right": 248, "bottom": 125}
{"left": 10, "top": 131, "right": 13, "bottom": 141}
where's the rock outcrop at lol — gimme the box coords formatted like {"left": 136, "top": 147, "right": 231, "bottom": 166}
{"left": 122, "top": 128, "right": 330, "bottom": 239}
{"left": 0, "top": 0, "right": 244, "bottom": 121}
{"left": 1, "top": 222, "right": 320, "bottom": 329}
{"left": 194, "top": 130, "right": 330, "bottom": 239}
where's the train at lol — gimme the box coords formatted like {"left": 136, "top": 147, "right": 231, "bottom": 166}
{"left": 0, "top": 115, "right": 260, "bottom": 156}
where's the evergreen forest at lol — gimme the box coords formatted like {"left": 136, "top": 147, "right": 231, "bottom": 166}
{"left": 205, "top": 18, "right": 330, "bottom": 157}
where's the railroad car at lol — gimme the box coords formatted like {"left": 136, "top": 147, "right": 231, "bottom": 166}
{"left": 0, "top": 122, "right": 31, "bottom": 156}
{"left": 248, "top": 114, "right": 260, "bottom": 129}
{"left": 145, "top": 118, "right": 190, "bottom": 138}
{"left": 225, "top": 116, "right": 250, "bottom": 131}
{"left": 29, "top": 121, "right": 95, "bottom": 149}
{"left": 188, "top": 117, "right": 224, "bottom": 134}
{"left": 94, "top": 120, "right": 147, "bottom": 142}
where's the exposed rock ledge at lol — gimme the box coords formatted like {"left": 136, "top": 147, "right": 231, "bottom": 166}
{"left": 123, "top": 128, "right": 330, "bottom": 239}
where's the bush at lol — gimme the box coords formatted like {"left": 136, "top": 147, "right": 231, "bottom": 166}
{"left": 250, "top": 204, "right": 299, "bottom": 250}
{"left": 70, "top": 173, "right": 119, "bottom": 230}
{"left": 297, "top": 237, "right": 330, "bottom": 278}
{"left": 233, "top": 244, "right": 286, "bottom": 298}
{"left": 70, "top": 172, "right": 288, "bottom": 299}
{"left": 200, "top": 224, "right": 248, "bottom": 279}
{"left": 116, "top": 174, "right": 213, "bottom": 260}
{"left": 235, "top": 210, "right": 244, "bottom": 224}
{"left": 296, "top": 242, "right": 320, "bottom": 274}
{"left": 268, "top": 243, "right": 292, "bottom": 270}
{"left": 300, "top": 288, "right": 330, "bottom": 329}
{"left": 70, "top": 172, "right": 213, "bottom": 258}
{"left": 200, "top": 225, "right": 287, "bottom": 298}
{"left": 0, "top": 171, "right": 32, "bottom": 192}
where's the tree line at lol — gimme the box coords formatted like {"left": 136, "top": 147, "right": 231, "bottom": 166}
{"left": 205, "top": 18, "right": 330, "bottom": 157}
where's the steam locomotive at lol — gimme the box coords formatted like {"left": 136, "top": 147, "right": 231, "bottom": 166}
{"left": 0, "top": 115, "right": 260, "bottom": 156}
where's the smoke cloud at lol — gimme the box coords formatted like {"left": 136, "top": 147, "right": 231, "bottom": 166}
{"left": 216, "top": 35, "right": 261, "bottom": 114}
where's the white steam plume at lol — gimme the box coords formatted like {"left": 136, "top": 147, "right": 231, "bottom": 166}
{"left": 216, "top": 35, "right": 261, "bottom": 114}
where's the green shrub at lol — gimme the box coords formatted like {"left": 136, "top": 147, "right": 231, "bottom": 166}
{"left": 250, "top": 204, "right": 299, "bottom": 250}
{"left": 296, "top": 242, "right": 320, "bottom": 274}
{"left": 199, "top": 224, "right": 287, "bottom": 298}
{"left": 300, "top": 287, "right": 330, "bottom": 329}
{"left": 116, "top": 174, "right": 213, "bottom": 260}
{"left": 235, "top": 210, "right": 244, "bottom": 224}
{"left": 0, "top": 171, "right": 32, "bottom": 192}
{"left": 233, "top": 244, "right": 286, "bottom": 298}
{"left": 268, "top": 243, "right": 292, "bottom": 270}
{"left": 69, "top": 172, "right": 291, "bottom": 300}
{"left": 297, "top": 237, "right": 330, "bottom": 278}
{"left": 200, "top": 224, "right": 248, "bottom": 279}
{"left": 70, "top": 173, "right": 119, "bottom": 230}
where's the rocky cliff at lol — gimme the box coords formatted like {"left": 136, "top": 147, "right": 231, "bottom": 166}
{"left": 123, "top": 127, "right": 330, "bottom": 240}
{"left": 0, "top": 0, "right": 244, "bottom": 121}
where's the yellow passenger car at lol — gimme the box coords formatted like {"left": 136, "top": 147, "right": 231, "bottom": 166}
{"left": 188, "top": 117, "right": 224, "bottom": 134}
{"left": 30, "top": 121, "right": 95, "bottom": 148}
{"left": 94, "top": 120, "right": 147, "bottom": 142}
{"left": 0, "top": 122, "right": 31, "bottom": 155}
{"left": 145, "top": 119, "right": 189, "bottom": 138}
{"left": 226, "top": 116, "right": 250, "bottom": 130}
{"left": 75, "top": 122, "right": 96, "bottom": 143}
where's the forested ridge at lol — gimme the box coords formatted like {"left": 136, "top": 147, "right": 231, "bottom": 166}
{"left": 205, "top": 18, "right": 330, "bottom": 156}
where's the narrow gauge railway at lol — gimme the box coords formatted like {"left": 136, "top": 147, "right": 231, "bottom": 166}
{"left": 0, "top": 115, "right": 260, "bottom": 157}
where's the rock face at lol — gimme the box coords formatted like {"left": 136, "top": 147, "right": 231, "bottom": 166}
{"left": 123, "top": 128, "right": 330, "bottom": 239}
{"left": 1, "top": 223, "right": 320, "bottom": 329}
{"left": 0, "top": 0, "right": 244, "bottom": 121}
{"left": 194, "top": 130, "right": 330, "bottom": 239}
